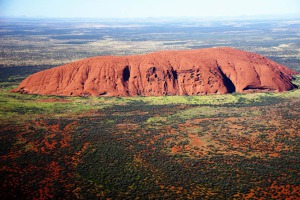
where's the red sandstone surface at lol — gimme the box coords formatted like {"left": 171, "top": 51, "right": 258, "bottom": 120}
{"left": 13, "top": 47, "right": 297, "bottom": 96}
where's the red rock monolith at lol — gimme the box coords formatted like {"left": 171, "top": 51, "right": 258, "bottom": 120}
{"left": 13, "top": 47, "right": 297, "bottom": 96}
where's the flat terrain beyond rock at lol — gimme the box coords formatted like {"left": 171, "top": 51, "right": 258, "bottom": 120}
{"left": 14, "top": 47, "right": 297, "bottom": 96}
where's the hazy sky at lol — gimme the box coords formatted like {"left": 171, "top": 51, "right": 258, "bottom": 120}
{"left": 1, "top": 0, "right": 299, "bottom": 18}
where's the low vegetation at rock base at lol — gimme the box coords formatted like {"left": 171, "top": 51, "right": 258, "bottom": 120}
{"left": 1, "top": 75, "right": 299, "bottom": 199}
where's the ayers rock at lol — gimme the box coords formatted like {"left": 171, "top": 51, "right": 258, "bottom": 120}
{"left": 14, "top": 47, "right": 297, "bottom": 97}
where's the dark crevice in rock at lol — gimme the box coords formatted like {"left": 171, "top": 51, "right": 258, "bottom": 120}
{"left": 243, "top": 85, "right": 275, "bottom": 92}
{"left": 218, "top": 67, "right": 236, "bottom": 93}
{"left": 292, "top": 83, "right": 298, "bottom": 89}
{"left": 146, "top": 67, "right": 156, "bottom": 77}
{"left": 172, "top": 69, "right": 178, "bottom": 80}
{"left": 122, "top": 66, "right": 130, "bottom": 82}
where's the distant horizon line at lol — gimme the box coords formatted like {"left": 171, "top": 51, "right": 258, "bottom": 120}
{"left": 1, "top": 14, "right": 299, "bottom": 21}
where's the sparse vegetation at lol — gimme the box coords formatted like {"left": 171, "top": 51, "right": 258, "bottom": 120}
{"left": 1, "top": 75, "right": 299, "bottom": 199}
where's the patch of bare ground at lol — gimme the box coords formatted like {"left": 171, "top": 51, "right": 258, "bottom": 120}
{"left": 235, "top": 180, "right": 300, "bottom": 199}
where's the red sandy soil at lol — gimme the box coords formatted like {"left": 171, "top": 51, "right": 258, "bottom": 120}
{"left": 235, "top": 180, "right": 300, "bottom": 199}
{"left": 1, "top": 119, "right": 93, "bottom": 199}
{"left": 13, "top": 47, "right": 297, "bottom": 97}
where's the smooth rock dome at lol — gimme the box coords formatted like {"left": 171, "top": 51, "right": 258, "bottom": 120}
{"left": 13, "top": 47, "right": 297, "bottom": 96}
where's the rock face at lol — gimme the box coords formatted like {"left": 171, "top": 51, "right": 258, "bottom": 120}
{"left": 14, "top": 47, "right": 297, "bottom": 97}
